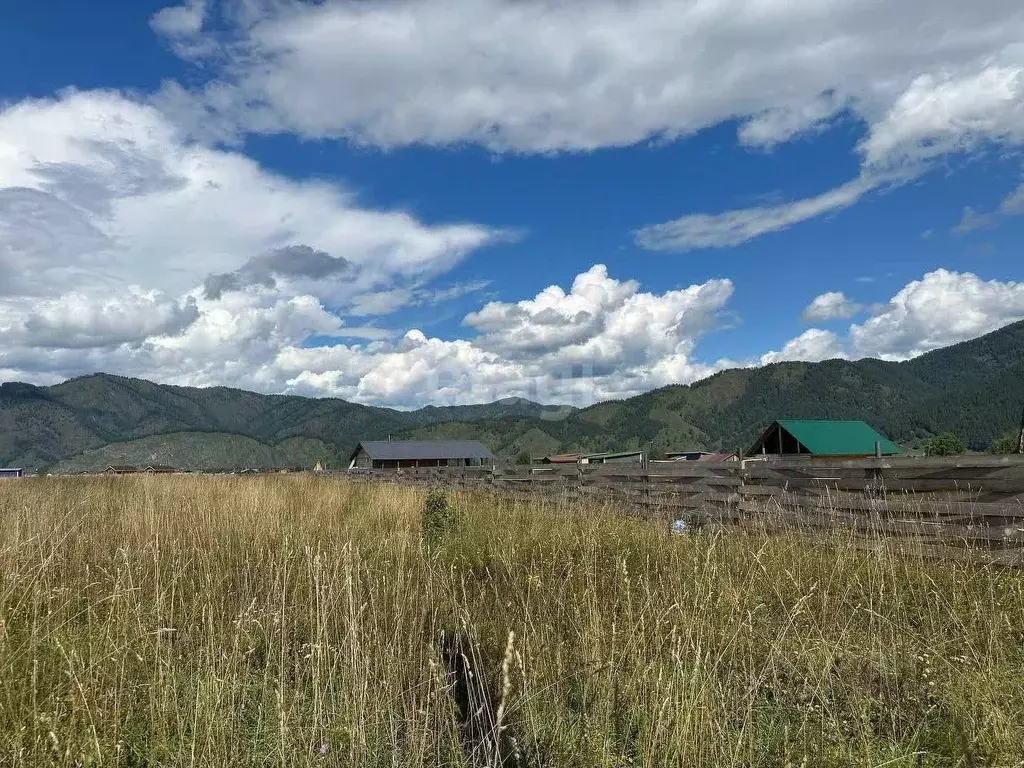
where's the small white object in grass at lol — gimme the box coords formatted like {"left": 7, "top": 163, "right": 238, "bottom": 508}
{"left": 672, "top": 519, "right": 691, "bottom": 534}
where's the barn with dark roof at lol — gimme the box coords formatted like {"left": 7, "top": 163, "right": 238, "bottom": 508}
{"left": 347, "top": 440, "right": 495, "bottom": 469}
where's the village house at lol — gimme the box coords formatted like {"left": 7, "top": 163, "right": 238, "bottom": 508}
{"left": 664, "top": 450, "right": 716, "bottom": 461}
{"left": 531, "top": 453, "right": 582, "bottom": 465}
{"left": 748, "top": 420, "right": 900, "bottom": 459}
{"left": 655, "top": 451, "right": 739, "bottom": 463}
{"left": 581, "top": 450, "right": 645, "bottom": 465}
{"left": 348, "top": 440, "right": 494, "bottom": 470}
{"left": 531, "top": 450, "right": 646, "bottom": 465}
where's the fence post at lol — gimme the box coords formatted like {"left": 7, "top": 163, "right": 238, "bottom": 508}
{"left": 643, "top": 466, "right": 650, "bottom": 514}
{"left": 1017, "top": 399, "right": 1024, "bottom": 454}
{"left": 737, "top": 453, "right": 747, "bottom": 523}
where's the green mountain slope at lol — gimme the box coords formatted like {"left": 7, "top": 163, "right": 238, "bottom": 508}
{"left": 0, "top": 375, "right": 571, "bottom": 471}
{"left": 3, "top": 320, "right": 1023, "bottom": 471}
{"left": 407, "top": 397, "right": 576, "bottom": 425}
{"left": 49, "top": 433, "right": 342, "bottom": 474}
{"left": 401, "top": 321, "right": 1024, "bottom": 456}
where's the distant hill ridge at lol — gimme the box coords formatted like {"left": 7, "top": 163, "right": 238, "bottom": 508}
{"left": 2, "top": 319, "right": 1023, "bottom": 471}
{"left": 0, "top": 375, "right": 574, "bottom": 471}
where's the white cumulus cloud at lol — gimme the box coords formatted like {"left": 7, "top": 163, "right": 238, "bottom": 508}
{"left": 801, "top": 291, "right": 863, "bottom": 322}
{"left": 0, "top": 89, "right": 745, "bottom": 407}
{"left": 146, "top": 0, "right": 1024, "bottom": 250}
{"left": 859, "top": 67, "right": 1024, "bottom": 172}
{"left": 0, "top": 290, "right": 199, "bottom": 349}
{"left": 151, "top": 0, "right": 206, "bottom": 37}
{"left": 0, "top": 90, "right": 499, "bottom": 303}
{"left": 466, "top": 264, "right": 733, "bottom": 374}
{"left": 848, "top": 269, "right": 1024, "bottom": 360}
{"left": 0, "top": 89, "right": 514, "bottom": 399}
{"left": 759, "top": 329, "right": 847, "bottom": 365}
{"left": 765, "top": 269, "right": 1024, "bottom": 365}
{"left": 153, "top": 0, "right": 1024, "bottom": 155}
{"left": 280, "top": 265, "right": 738, "bottom": 406}
{"left": 0, "top": 249, "right": 739, "bottom": 406}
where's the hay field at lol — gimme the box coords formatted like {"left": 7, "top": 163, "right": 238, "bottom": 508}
{"left": 1, "top": 476, "right": 1023, "bottom": 767}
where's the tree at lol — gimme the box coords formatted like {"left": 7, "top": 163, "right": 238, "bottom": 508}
{"left": 515, "top": 450, "right": 532, "bottom": 466}
{"left": 989, "top": 432, "right": 1022, "bottom": 454}
{"left": 925, "top": 432, "right": 966, "bottom": 457}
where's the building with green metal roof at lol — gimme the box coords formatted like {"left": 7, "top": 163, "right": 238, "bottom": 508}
{"left": 747, "top": 420, "right": 900, "bottom": 458}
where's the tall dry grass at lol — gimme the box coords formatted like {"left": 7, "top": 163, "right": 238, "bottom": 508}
{"left": 1, "top": 475, "right": 1023, "bottom": 767}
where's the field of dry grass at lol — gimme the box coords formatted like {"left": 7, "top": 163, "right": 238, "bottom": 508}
{"left": 1, "top": 475, "right": 1023, "bottom": 767}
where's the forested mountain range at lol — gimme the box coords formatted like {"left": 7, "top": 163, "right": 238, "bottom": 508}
{"left": 403, "top": 320, "right": 1024, "bottom": 459}
{"left": 0, "top": 378, "right": 571, "bottom": 471}
{"left": 2, "top": 320, "right": 1022, "bottom": 472}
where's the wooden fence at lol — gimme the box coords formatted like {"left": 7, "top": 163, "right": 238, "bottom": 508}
{"left": 343, "top": 456, "right": 1024, "bottom": 564}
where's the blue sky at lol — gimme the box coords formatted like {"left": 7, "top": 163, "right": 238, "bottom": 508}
{"left": 1, "top": 0, "right": 1023, "bottom": 407}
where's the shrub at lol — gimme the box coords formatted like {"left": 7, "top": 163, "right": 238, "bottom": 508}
{"left": 422, "top": 488, "right": 460, "bottom": 543}
{"left": 925, "top": 431, "right": 966, "bottom": 457}
{"left": 989, "top": 431, "right": 1022, "bottom": 454}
